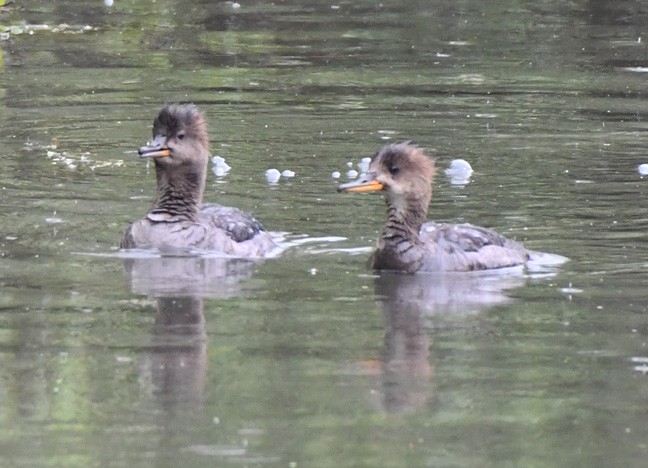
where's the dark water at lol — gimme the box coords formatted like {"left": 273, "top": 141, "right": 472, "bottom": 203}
{"left": 3, "top": 0, "right": 648, "bottom": 466}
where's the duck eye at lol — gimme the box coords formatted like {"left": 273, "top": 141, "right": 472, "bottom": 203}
{"left": 389, "top": 164, "right": 400, "bottom": 175}
{"left": 177, "top": 132, "right": 186, "bottom": 140}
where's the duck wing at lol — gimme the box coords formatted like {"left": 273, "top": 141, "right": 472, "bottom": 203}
{"left": 200, "top": 203, "right": 267, "bottom": 243}
{"left": 419, "top": 222, "right": 530, "bottom": 271}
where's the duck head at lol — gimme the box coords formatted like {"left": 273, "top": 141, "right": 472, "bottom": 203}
{"left": 139, "top": 103, "right": 210, "bottom": 166}
{"left": 338, "top": 142, "right": 436, "bottom": 214}
{"left": 140, "top": 104, "right": 210, "bottom": 222}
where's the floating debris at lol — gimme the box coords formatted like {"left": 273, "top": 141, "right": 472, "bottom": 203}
{"left": 377, "top": 129, "right": 396, "bottom": 140}
{"left": 631, "top": 357, "right": 648, "bottom": 375}
{"left": 560, "top": 283, "right": 583, "bottom": 294}
{"left": 331, "top": 171, "right": 341, "bottom": 179}
{"left": 621, "top": 67, "right": 648, "bottom": 73}
{"left": 187, "top": 445, "right": 247, "bottom": 457}
{"left": 346, "top": 169, "right": 359, "bottom": 179}
{"left": 2, "top": 23, "right": 95, "bottom": 38}
{"left": 46, "top": 148, "right": 124, "bottom": 171}
{"left": 281, "top": 169, "right": 295, "bottom": 178}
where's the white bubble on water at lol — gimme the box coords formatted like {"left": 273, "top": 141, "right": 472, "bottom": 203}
{"left": 211, "top": 156, "right": 231, "bottom": 176}
{"left": 638, "top": 163, "right": 648, "bottom": 176}
{"left": 357, "top": 157, "right": 371, "bottom": 173}
{"left": 445, "top": 159, "right": 473, "bottom": 185}
{"left": 265, "top": 168, "right": 281, "bottom": 184}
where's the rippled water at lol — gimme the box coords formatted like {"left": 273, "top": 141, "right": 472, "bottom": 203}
{"left": 3, "top": 0, "right": 648, "bottom": 466}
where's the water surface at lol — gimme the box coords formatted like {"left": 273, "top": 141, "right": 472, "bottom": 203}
{"left": 2, "top": 1, "right": 648, "bottom": 466}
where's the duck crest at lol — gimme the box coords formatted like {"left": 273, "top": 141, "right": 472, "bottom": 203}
{"left": 153, "top": 104, "right": 208, "bottom": 150}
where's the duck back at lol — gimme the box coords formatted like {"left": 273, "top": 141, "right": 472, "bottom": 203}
{"left": 417, "top": 222, "right": 530, "bottom": 272}
{"left": 121, "top": 203, "right": 276, "bottom": 257}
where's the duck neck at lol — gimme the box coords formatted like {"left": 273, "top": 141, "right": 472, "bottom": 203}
{"left": 373, "top": 193, "right": 429, "bottom": 272}
{"left": 148, "top": 161, "right": 206, "bottom": 223}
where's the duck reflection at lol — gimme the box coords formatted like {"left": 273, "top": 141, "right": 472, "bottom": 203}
{"left": 124, "top": 254, "right": 256, "bottom": 411}
{"left": 371, "top": 271, "right": 525, "bottom": 414}
{"left": 150, "top": 295, "right": 207, "bottom": 408}
{"left": 126, "top": 254, "right": 256, "bottom": 299}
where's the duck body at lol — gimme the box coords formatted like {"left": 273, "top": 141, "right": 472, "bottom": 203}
{"left": 121, "top": 104, "right": 277, "bottom": 257}
{"left": 339, "top": 142, "right": 539, "bottom": 274}
{"left": 122, "top": 203, "right": 277, "bottom": 256}
{"left": 370, "top": 221, "right": 530, "bottom": 273}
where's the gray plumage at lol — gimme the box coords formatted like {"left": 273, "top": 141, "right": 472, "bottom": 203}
{"left": 121, "top": 104, "right": 277, "bottom": 257}
{"left": 339, "top": 142, "right": 532, "bottom": 273}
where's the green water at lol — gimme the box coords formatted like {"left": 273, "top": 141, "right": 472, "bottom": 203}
{"left": 2, "top": 0, "right": 648, "bottom": 466}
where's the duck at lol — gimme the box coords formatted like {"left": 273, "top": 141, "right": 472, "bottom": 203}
{"left": 338, "top": 142, "right": 539, "bottom": 273}
{"left": 121, "top": 104, "right": 277, "bottom": 257}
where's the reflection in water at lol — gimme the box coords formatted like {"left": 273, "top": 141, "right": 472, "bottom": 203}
{"left": 151, "top": 296, "right": 207, "bottom": 409}
{"left": 123, "top": 254, "right": 271, "bottom": 462}
{"left": 371, "top": 271, "right": 525, "bottom": 414}
{"left": 376, "top": 273, "right": 432, "bottom": 414}
{"left": 125, "top": 255, "right": 256, "bottom": 299}
{"left": 123, "top": 255, "right": 256, "bottom": 409}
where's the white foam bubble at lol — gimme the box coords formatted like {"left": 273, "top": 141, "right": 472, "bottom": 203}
{"left": 638, "top": 163, "right": 648, "bottom": 175}
{"left": 357, "top": 157, "right": 371, "bottom": 173}
{"left": 265, "top": 168, "right": 281, "bottom": 183}
{"left": 445, "top": 159, "right": 473, "bottom": 185}
{"left": 211, "top": 156, "right": 231, "bottom": 177}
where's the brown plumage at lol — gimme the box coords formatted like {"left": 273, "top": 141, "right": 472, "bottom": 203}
{"left": 338, "top": 142, "right": 532, "bottom": 273}
{"left": 121, "top": 104, "right": 277, "bottom": 257}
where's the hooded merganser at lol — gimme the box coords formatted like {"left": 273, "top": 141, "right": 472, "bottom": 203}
{"left": 338, "top": 142, "right": 539, "bottom": 273}
{"left": 121, "top": 104, "right": 277, "bottom": 257}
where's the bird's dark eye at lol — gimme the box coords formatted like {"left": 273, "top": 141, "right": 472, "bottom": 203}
{"left": 177, "top": 132, "right": 185, "bottom": 140}
{"left": 389, "top": 164, "right": 400, "bottom": 175}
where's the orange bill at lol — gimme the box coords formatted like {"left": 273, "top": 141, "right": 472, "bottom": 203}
{"left": 138, "top": 146, "right": 170, "bottom": 158}
{"left": 338, "top": 175, "right": 384, "bottom": 193}
{"left": 138, "top": 134, "right": 170, "bottom": 158}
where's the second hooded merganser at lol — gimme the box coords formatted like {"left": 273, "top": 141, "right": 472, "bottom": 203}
{"left": 338, "top": 142, "right": 539, "bottom": 273}
{"left": 121, "top": 104, "right": 277, "bottom": 257}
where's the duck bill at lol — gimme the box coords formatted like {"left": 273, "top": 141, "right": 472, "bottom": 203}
{"left": 138, "top": 135, "right": 170, "bottom": 158}
{"left": 337, "top": 174, "right": 384, "bottom": 193}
